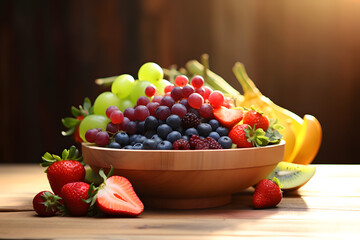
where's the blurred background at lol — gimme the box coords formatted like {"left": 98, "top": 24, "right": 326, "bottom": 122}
{"left": 1, "top": 0, "right": 359, "bottom": 164}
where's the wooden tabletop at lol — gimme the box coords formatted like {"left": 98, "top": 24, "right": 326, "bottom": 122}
{"left": 1, "top": 164, "right": 359, "bottom": 239}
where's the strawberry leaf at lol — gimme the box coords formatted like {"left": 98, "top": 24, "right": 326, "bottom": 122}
{"left": 71, "top": 106, "right": 81, "bottom": 117}
{"left": 62, "top": 117, "right": 80, "bottom": 128}
{"left": 61, "top": 127, "right": 75, "bottom": 137}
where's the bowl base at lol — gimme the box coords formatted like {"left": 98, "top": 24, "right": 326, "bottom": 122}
{"left": 142, "top": 195, "right": 232, "bottom": 209}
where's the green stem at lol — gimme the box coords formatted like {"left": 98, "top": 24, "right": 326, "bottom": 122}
{"left": 95, "top": 76, "right": 118, "bottom": 86}
{"left": 232, "top": 62, "right": 261, "bottom": 97}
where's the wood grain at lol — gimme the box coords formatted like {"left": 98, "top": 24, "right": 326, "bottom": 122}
{"left": 1, "top": 164, "right": 360, "bottom": 239}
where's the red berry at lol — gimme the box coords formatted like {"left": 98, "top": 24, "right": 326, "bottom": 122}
{"left": 171, "top": 86, "right": 183, "bottom": 101}
{"left": 253, "top": 179, "right": 282, "bottom": 209}
{"left": 208, "top": 90, "right": 225, "bottom": 108}
{"left": 243, "top": 110, "right": 269, "bottom": 131}
{"left": 45, "top": 159, "right": 86, "bottom": 195}
{"left": 61, "top": 182, "right": 91, "bottom": 216}
{"left": 110, "top": 110, "right": 124, "bottom": 124}
{"left": 205, "top": 137, "right": 222, "bottom": 149}
{"left": 137, "top": 96, "right": 150, "bottom": 106}
{"left": 191, "top": 75, "right": 204, "bottom": 89}
{"left": 95, "top": 131, "right": 110, "bottom": 146}
{"left": 85, "top": 128, "right": 101, "bottom": 143}
{"left": 33, "top": 191, "right": 61, "bottom": 217}
{"left": 228, "top": 124, "right": 253, "bottom": 148}
{"left": 106, "top": 106, "right": 119, "bottom": 118}
{"left": 152, "top": 95, "right": 163, "bottom": 103}
{"left": 199, "top": 103, "right": 214, "bottom": 119}
{"left": 187, "top": 93, "right": 204, "bottom": 109}
{"left": 124, "top": 107, "right": 135, "bottom": 121}
{"left": 203, "top": 86, "right": 213, "bottom": 100}
{"left": 195, "top": 87, "right": 205, "bottom": 97}
{"left": 182, "top": 85, "right": 195, "bottom": 98}
{"left": 174, "top": 75, "right": 188, "bottom": 87}
{"left": 164, "top": 84, "right": 174, "bottom": 93}
{"left": 145, "top": 85, "right": 156, "bottom": 97}
{"left": 134, "top": 105, "right": 150, "bottom": 121}
{"left": 173, "top": 139, "right": 191, "bottom": 150}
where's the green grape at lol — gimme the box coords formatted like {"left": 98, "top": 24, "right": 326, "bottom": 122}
{"left": 79, "top": 114, "right": 109, "bottom": 142}
{"left": 93, "top": 92, "right": 122, "bottom": 116}
{"left": 154, "top": 79, "right": 172, "bottom": 95}
{"left": 118, "top": 98, "right": 134, "bottom": 112}
{"left": 138, "top": 62, "right": 164, "bottom": 83}
{"left": 129, "top": 80, "right": 152, "bottom": 104}
{"left": 111, "top": 74, "right": 135, "bottom": 99}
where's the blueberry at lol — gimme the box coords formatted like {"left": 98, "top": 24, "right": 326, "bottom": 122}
{"left": 208, "top": 131, "right": 221, "bottom": 141}
{"left": 209, "top": 119, "right": 220, "bottom": 131}
{"left": 134, "top": 135, "right": 147, "bottom": 144}
{"left": 142, "top": 139, "right": 158, "bottom": 150}
{"left": 137, "top": 121, "right": 146, "bottom": 133}
{"left": 157, "top": 124, "right": 172, "bottom": 139}
{"left": 151, "top": 135, "right": 163, "bottom": 144}
{"left": 123, "top": 145, "right": 133, "bottom": 149}
{"left": 108, "top": 142, "right": 121, "bottom": 149}
{"left": 197, "top": 123, "right": 212, "bottom": 137}
{"left": 132, "top": 143, "right": 143, "bottom": 150}
{"left": 166, "top": 131, "right": 182, "bottom": 143}
{"left": 114, "top": 132, "right": 130, "bottom": 146}
{"left": 156, "top": 140, "right": 173, "bottom": 150}
{"left": 129, "top": 134, "right": 139, "bottom": 144}
{"left": 144, "top": 116, "right": 159, "bottom": 130}
{"left": 166, "top": 114, "right": 182, "bottom": 129}
{"left": 216, "top": 126, "right": 229, "bottom": 136}
{"left": 174, "top": 126, "right": 184, "bottom": 135}
{"left": 184, "top": 128, "right": 199, "bottom": 137}
{"left": 144, "top": 130, "right": 157, "bottom": 139}
{"left": 218, "top": 136, "right": 232, "bottom": 149}
{"left": 181, "top": 135, "right": 189, "bottom": 141}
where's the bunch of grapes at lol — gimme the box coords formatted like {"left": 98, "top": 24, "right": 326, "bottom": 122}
{"left": 78, "top": 62, "right": 173, "bottom": 141}
{"left": 85, "top": 74, "right": 234, "bottom": 150}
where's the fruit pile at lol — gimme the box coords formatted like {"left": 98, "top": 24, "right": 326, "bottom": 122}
{"left": 80, "top": 63, "right": 282, "bottom": 150}
{"left": 33, "top": 146, "right": 144, "bottom": 217}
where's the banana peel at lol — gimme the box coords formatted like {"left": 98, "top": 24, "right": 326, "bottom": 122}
{"left": 232, "top": 62, "right": 322, "bottom": 164}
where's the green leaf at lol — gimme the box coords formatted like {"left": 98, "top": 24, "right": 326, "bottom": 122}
{"left": 106, "top": 166, "right": 114, "bottom": 179}
{"left": 83, "top": 97, "right": 92, "bottom": 113}
{"left": 53, "top": 154, "right": 62, "bottom": 161}
{"left": 62, "top": 149, "right": 69, "bottom": 160}
{"left": 62, "top": 117, "right": 80, "bottom": 128}
{"left": 61, "top": 127, "right": 76, "bottom": 136}
{"left": 66, "top": 146, "right": 76, "bottom": 159}
{"left": 42, "top": 152, "right": 55, "bottom": 161}
{"left": 71, "top": 106, "right": 81, "bottom": 117}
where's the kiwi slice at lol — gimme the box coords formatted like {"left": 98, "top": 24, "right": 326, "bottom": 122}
{"left": 266, "top": 162, "right": 316, "bottom": 192}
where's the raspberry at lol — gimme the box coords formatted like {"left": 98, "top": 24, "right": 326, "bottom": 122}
{"left": 182, "top": 112, "right": 201, "bottom": 128}
{"left": 173, "top": 139, "right": 190, "bottom": 150}
{"left": 205, "top": 137, "right": 223, "bottom": 149}
{"left": 189, "top": 135, "right": 202, "bottom": 149}
{"left": 195, "top": 140, "right": 210, "bottom": 150}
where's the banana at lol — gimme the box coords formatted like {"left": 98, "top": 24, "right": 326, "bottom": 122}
{"left": 288, "top": 115, "right": 322, "bottom": 165}
{"left": 232, "top": 62, "right": 303, "bottom": 162}
{"left": 232, "top": 63, "right": 323, "bottom": 164}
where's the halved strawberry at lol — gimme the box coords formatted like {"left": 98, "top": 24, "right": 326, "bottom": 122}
{"left": 213, "top": 106, "right": 243, "bottom": 128}
{"left": 96, "top": 175, "right": 144, "bottom": 217}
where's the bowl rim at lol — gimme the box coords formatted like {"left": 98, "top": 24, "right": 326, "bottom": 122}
{"left": 82, "top": 139, "right": 285, "bottom": 153}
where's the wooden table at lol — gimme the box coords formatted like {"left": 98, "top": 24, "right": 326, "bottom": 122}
{"left": 1, "top": 164, "right": 359, "bottom": 239}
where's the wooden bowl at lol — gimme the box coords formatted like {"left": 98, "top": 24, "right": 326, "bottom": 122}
{"left": 82, "top": 141, "right": 285, "bottom": 209}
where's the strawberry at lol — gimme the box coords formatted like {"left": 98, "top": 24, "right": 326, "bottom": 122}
{"left": 213, "top": 106, "right": 244, "bottom": 128}
{"left": 62, "top": 97, "right": 92, "bottom": 143}
{"left": 253, "top": 177, "right": 283, "bottom": 209}
{"left": 41, "top": 146, "right": 85, "bottom": 195}
{"left": 96, "top": 170, "right": 144, "bottom": 217}
{"left": 243, "top": 109, "right": 269, "bottom": 131}
{"left": 60, "top": 182, "right": 93, "bottom": 216}
{"left": 229, "top": 124, "right": 269, "bottom": 148}
{"left": 32, "top": 191, "right": 62, "bottom": 217}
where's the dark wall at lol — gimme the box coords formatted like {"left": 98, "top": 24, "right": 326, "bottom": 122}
{"left": 1, "top": 0, "right": 359, "bottom": 164}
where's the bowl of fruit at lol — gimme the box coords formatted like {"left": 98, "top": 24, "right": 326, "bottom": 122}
{"left": 76, "top": 62, "right": 285, "bottom": 209}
